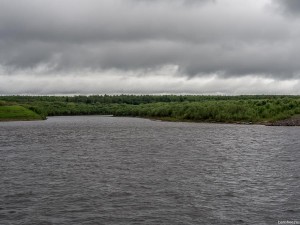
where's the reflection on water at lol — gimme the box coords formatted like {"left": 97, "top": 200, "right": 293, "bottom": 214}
{"left": 0, "top": 116, "right": 300, "bottom": 224}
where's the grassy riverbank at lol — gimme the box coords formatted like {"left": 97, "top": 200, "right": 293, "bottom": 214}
{"left": 1, "top": 95, "right": 300, "bottom": 124}
{"left": 0, "top": 105, "right": 43, "bottom": 121}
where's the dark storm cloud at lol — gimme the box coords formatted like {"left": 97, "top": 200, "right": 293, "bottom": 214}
{"left": 0, "top": 0, "right": 300, "bottom": 79}
{"left": 130, "top": 0, "right": 214, "bottom": 5}
{"left": 274, "top": 0, "right": 300, "bottom": 15}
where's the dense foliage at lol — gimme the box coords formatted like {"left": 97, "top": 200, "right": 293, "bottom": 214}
{"left": 1, "top": 95, "right": 300, "bottom": 123}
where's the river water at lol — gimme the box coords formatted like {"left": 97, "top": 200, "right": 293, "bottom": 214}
{"left": 0, "top": 116, "right": 299, "bottom": 225}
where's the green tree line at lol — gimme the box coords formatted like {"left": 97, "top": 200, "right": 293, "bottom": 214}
{"left": 1, "top": 95, "right": 300, "bottom": 123}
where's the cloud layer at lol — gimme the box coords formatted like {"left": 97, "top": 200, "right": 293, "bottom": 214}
{"left": 0, "top": 0, "right": 299, "bottom": 94}
{"left": 274, "top": 0, "right": 300, "bottom": 15}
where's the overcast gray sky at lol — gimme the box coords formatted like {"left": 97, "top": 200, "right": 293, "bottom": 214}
{"left": 1, "top": 0, "right": 300, "bottom": 95}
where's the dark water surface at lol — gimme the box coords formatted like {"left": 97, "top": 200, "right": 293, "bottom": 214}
{"left": 0, "top": 116, "right": 299, "bottom": 225}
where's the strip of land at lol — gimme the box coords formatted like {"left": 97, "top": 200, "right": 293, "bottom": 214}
{"left": 0, "top": 95, "right": 300, "bottom": 125}
{"left": 0, "top": 105, "right": 43, "bottom": 121}
{"left": 267, "top": 115, "right": 300, "bottom": 126}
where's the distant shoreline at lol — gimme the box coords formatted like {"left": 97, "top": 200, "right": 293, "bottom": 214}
{"left": 1, "top": 95, "right": 300, "bottom": 126}
{"left": 2, "top": 114, "right": 300, "bottom": 126}
{"left": 146, "top": 116, "right": 300, "bottom": 126}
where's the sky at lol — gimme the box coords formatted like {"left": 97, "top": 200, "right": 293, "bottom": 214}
{"left": 1, "top": 0, "right": 300, "bottom": 95}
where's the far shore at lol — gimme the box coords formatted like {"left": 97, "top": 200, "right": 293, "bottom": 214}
{"left": 145, "top": 116, "right": 300, "bottom": 126}
{"left": 1, "top": 95, "right": 300, "bottom": 126}
{"left": 2, "top": 114, "right": 300, "bottom": 126}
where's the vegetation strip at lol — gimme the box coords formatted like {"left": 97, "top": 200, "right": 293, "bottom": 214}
{"left": 0, "top": 104, "right": 42, "bottom": 121}
{"left": 1, "top": 95, "right": 300, "bottom": 125}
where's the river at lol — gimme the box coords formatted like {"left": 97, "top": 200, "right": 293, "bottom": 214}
{"left": 0, "top": 116, "right": 299, "bottom": 224}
